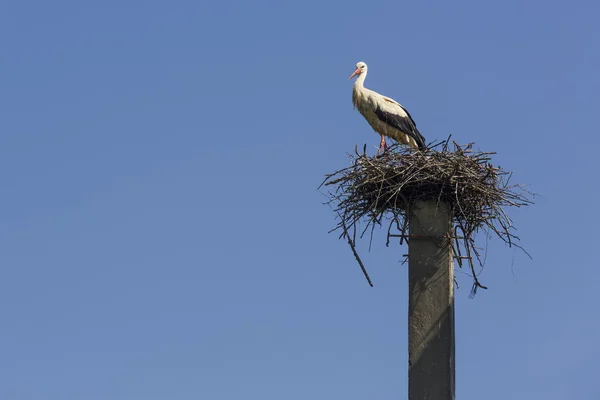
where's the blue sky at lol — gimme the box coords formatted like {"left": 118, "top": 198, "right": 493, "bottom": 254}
{"left": 1, "top": 0, "right": 599, "bottom": 398}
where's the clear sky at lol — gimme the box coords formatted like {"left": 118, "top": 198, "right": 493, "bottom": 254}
{"left": 1, "top": 0, "right": 599, "bottom": 399}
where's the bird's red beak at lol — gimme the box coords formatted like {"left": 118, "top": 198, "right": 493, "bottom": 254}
{"left": 348, "top": 68, "right": 361, "bottom": 80}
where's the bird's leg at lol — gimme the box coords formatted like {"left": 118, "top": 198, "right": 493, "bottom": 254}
{"left": 377, "top": 134, "right": 387, "bottom": 155}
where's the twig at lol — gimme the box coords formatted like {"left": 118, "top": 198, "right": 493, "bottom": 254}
{"left": 340, "top": 215, "right": 373, "bottom": 287}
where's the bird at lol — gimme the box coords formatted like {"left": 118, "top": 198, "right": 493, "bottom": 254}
{"left": 349, "top": 61, "right": 426, "bottom": 154}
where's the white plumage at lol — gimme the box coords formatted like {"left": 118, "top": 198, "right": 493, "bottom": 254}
{"left": 349, "top": 61, "right": 426, "bottom": 154}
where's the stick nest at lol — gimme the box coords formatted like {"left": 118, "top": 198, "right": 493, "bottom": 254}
{"left": 320, "top": 139, "right": 534, "bottom": 297}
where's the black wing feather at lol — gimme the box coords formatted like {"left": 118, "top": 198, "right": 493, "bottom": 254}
{"left": 374, "top": 105, "right": 426, "bottom": 149}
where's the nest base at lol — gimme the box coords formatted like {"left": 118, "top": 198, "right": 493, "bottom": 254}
{"left": 320, "top": 139, "right": 533, "bottom": 296}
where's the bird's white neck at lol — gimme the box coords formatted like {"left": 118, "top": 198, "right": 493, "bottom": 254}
{"left": 354, "top": 70, "right": 367, "bottom": 88}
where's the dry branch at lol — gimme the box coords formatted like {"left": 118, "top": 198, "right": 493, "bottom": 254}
{"left": 319, "top": 139, "right": 534, "bottom": 295}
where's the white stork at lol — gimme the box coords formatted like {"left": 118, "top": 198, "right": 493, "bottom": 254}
{"left": 349, "top": 61, "right": 426, "bottom": 154}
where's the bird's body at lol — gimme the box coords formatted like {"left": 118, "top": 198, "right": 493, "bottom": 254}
{"left": 349, "top": 62, "right": 425, "bottom": 153}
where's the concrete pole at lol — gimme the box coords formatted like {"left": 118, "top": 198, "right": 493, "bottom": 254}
{"left": 408, "top": 200, "right": 455, "bottom": 400}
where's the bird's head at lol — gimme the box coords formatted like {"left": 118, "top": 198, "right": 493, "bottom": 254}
{"left": 349, "top": 61, "right": 368, "bottom": 80}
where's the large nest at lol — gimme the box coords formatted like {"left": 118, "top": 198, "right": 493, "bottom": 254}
{"left": 320, "top": 139, "right": 534, "bottom": 296}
